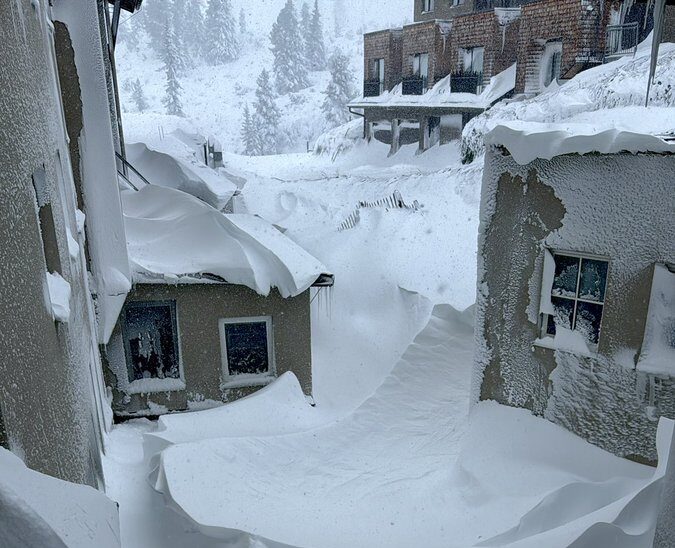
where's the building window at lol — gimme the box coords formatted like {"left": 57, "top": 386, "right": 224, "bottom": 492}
{"left": 31, "top": 167, "right": 62, "bottom": 275}
{"left": 542, "top": 41, "right": 562, "bottom": 87}
{"left": 413, "top": 52, "right": 430, "bottom": 89}
{"left": 219, "top": 317, "right": 274, "bottom": 380}
{"left": 452, "top": 0, "right": 465, "bottom": 6}
{"left": 461, "top": 47, "right": 484, "bottom": 75}
{"left": 122, "top": 301, "right": 181, "bottom": 383}
{"left": 541, "top": 251, "right": 609, "bottom": 347}
{"left": 422, "top": 0, "right": 434, "bottom": 12}
{"left": 370, "top": 58, "right": 385, "bottom": 94}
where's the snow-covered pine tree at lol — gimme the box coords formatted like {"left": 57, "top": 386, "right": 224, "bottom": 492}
{"left": 254, "top": 69, "right": 282, "bottom": 155}
{"left": 174, "top": 0, "right": 204, "bottom": 58}
{"left": 162, "top": 13, "right": 185, "bottom": 117}
{"left": 240, "top": 103, "right": 261, "bottom": 155}
{"left": 300, "top": 2, "right": 311, "bottom": 41}
{"left": 306, "top": 0, "right": 327, "bottom": 71}
{"left": 160, "top": 2, "right": 189, "bottom": 74}
{"left": 131, "top": 79, "right": 149, "bottom": 112}
{"left": 270, "top": 0, "right": 310, "bottom": 94}
{"left": 141, "top": 0, "right": 166, "bottom": 51}
{"left": 333, "top": 0, "right": 345, "bottom": 37}
{"left": 322, "top": 50, "right": 354, "bottom": 127}
{"left": 239, "top": 7, "right": 247, "bottom": 36}
{"left": 204, "top": 0, "right": 239, "bottom": 65}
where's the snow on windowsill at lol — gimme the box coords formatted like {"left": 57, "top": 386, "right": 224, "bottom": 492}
{"left": 220, "top": 375, "right": 276, "bottom": 390}
{"left": 533, "top": 328, "right": 594, "bottom": 358}
{"left": 46, "top": 272, "right": 71, "bottom": 323}
{"left": 126, "top": 377, "right": 186, "bottom": 395}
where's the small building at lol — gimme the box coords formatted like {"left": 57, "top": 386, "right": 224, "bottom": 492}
{"left": 103, "top": 185, "right": 333, "bottom": 417}
{"left": 473, "top": 114, "right": 675, "bottom": 463}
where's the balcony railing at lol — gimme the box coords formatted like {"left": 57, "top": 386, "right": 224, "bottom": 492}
{"left": 450, "top": 71, "right": 484, "bottom": 94}
{"left": 364, "top": 79, "right": 384, "bottom": 97}
{"left": 605, "top": 22, "right": 639, "bottom": 61}
{"left": 402, "top": 76, "right": 427, "bottom": 96}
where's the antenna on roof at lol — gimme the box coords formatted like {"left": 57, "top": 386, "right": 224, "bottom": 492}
{"left": 646, "top": 0, "right": 666, "bottom": 106}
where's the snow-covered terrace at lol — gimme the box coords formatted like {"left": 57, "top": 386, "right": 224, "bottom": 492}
{"left": 349, "top": 63, "right": 516, "bottom": 112}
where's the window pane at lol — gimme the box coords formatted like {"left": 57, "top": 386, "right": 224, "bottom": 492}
{"left": 546, "top": 296, "right": 574, "bottom": 336}
{"left": 575, "top": 302, "right": 604, "bottom": 345}
{"left": 124, "top": 303, "right": 179, "bottom": 382}
{"left": 225, "top": 322, "right": 270, "bottom": 376}
{"left": 579, "top": 259, "right": 608, "bottom": 302}
{"left": 552, "top": 255, "right": 579, "bottom": 298}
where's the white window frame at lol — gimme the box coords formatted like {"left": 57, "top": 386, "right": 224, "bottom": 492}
{"left": 538, "top": 249, "right": 610, "bottom": 352}
{"left": 422, "top": 0, "right": 435, "bottom": 13}
{"left": 541, "top": 41, "right": 563, "bottom": 88}
{"left": 219, "top": 316, "right": 276, "bottom": 388}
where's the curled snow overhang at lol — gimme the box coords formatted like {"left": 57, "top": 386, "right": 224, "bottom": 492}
{"left": 122, "top": 185, "right": 332, "bottom": 298}
{"left": 486, "top": 121, "right": 675, "bottom": 165}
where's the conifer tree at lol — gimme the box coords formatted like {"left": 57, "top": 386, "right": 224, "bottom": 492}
{"left": 160, "top": 7, "right": 189, "bottom": 75}
{"left": 300, "top": 2, "right": 311, "bottom": 40}
{"left": 239, "top": 7, "right": 248, "bottom": 36}
{"left": 131, "top": 79, "right": 149, "bottom": 112}
{"left": 254, "top": 69, "right": 282, "bottom": 155}
{"left": 333, "top": 0, "right": 345, "bottom": 37}
{"left": 174, "top": 0, "right": 204, "bottom": 57}
{"left": 270, "top": 0, "right": 310, "bottom": 94}
{"left": 162, "top": 13, "right": 185, "bottom": 116}
{"left": 142, "top": 0, "right": 166, "bottom": 50}
{"left": 322, "top": 50, "right": 354, "bottom": 127}
{"left": 240, "top": 103, "right": 261, "bottom": 155}
{"left": 204, "top": 0, "right": 239, "bottom": 65}
{"left": 306, "top": 0, "right": 327, "bottom": 71}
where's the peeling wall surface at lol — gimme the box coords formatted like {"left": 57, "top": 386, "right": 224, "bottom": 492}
{"left": 0, "top": 0, "right": 104, "bottom": 486}
{"left": 474, "top": 147, "right": 675, "bottom": 462}
{"left": 103, "top": 284, "right": 313, "bottom": 416}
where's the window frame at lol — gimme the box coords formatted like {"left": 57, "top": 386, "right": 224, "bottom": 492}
{"left": 541, "top": 41, "right": 563, "bottom": 88}
{"left": 412, "top": 52, "right": 430, "bottom": 89}
{"left": 121, "top": 299, "right": 185, "bottom": 393}
{"left": 219, "top": 316, "right": 276, "bottom": 387}
{"left": 422, "top": 0, "right": 435, "bottom": 13}
{"left": 539, "top": 250, "right": 610, "bottom": 351}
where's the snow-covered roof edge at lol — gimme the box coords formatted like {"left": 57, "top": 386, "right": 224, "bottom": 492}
{"left": 485, "top": 122, "right": 675, "bottom": 165}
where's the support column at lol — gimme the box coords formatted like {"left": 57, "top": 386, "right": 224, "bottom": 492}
{"left": 389, "top": 119, "right": 401, "bottom": 156}
{"left": 418, "top": 116, "right": 429, "bottom": 154}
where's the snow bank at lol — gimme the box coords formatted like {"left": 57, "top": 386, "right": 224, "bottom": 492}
{"left": 0, "top": 448, "right": 120, "bottom": 548}
{"left": 46, "top": 272, "right": 71, "bottom": 323}
{"left": 125, "top": 141, "right": 238, "bottom": 210}
{"left": 143, "top": 372, "right": 316, "bottom": 466}
{"left": 148, "top": 302, "right": 661, "bottom": 548}
{"left": 478, "top": 418, "right": 674, "bottom": 548}
{"left": 122, "top": 185, "right": 330, "bottom": 297}
{"left": 462, "top": 40, "right": 675, "bottom": 161}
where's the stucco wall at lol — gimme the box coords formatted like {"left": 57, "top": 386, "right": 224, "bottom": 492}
{"left": 0, "top": 0, "right": 104, "bottom": 486}
{"left": 474, "top": 148, "right": 675, "bottom": 462}
{"left": 103, "top": 284, "right": 313, "bottom": 416}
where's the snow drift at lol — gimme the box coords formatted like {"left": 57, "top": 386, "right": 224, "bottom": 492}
{"left": 0, "top": 448, "right": 120, "bottom": 548}
{"left": 122, "top": 185, "right": 330, "bottom": 297}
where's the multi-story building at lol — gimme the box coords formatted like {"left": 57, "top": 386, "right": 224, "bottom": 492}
{"left": 350, "top": 0, "right": 671, "bottom": 153}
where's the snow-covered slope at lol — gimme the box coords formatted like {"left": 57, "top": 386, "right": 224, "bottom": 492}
{"left": 116, "top": 0, "right": 411, "bottom": 154}
{"left": 462, "top": 39, "right": 675, "bottom": 161}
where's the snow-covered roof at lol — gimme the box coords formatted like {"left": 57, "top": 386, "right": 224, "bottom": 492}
{"left": 486, "top": 107, "right": 675, "bottom": 165}
{"left": 349, "top": 64, "right": 516, "bottom": 111}
{"left": 122, "top": 185, "right": 332, "bottom": 298}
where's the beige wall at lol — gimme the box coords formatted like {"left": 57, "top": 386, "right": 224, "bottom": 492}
{"left": 475, "top": 148, "right": 675, "bottom": 463}
{"left": 0, "top": 0, "right": 104, "bottom": 487}
{"left": 104, "top": 284, "right": 313, "bottom": 416}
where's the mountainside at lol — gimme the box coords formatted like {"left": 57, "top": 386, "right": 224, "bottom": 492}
{"left": 116, "top": 0, "right": 411, "bottom": 154}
